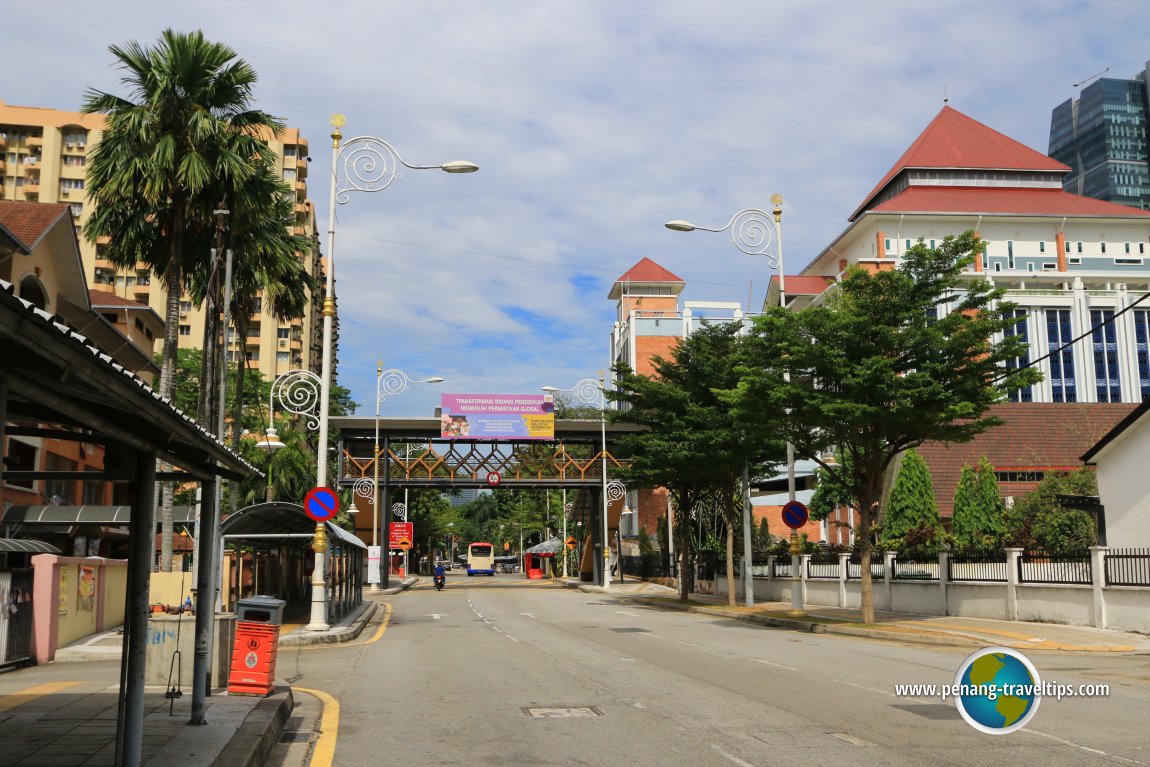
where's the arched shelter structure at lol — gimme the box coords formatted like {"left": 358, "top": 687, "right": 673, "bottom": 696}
{"left": 219, "top": 502, "right": 365, "bottom": 624}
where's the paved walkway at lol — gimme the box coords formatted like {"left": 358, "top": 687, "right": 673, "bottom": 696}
{"left": 0, "top": 578, "right": 415, "bottom": 767}
{"left": 595, "top": 581, "right": 1150, "bottom": 653}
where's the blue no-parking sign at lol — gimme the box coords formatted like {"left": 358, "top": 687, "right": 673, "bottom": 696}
{"left": 304, "top": 486, "right": 340, "bottom": 522}
{"left": 782, "top": 500, "right": 809, "bottom": 530}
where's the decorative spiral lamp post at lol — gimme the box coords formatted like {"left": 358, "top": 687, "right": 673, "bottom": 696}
{"left": 542, "top": 375, "right": 613, "bottom": 588}
{"left": 316, "top": 114, "right": 474, "bottom": 621}
{"left": 665, "top": 195, "right": 800, "bottom": 612}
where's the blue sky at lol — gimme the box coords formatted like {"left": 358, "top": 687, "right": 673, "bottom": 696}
{"left": 5, "top": 1, "right": 1150, "bottom": 416}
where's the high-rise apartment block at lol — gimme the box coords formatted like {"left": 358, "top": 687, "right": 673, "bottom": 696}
{"left": 0, "top": 100, "right": 324, "bottom": 383}
{"left": 1049, "top": 67, "right": 1150, "bottom": 210}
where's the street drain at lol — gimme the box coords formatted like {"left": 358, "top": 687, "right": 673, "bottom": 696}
{"left": 279, "top": 730, "right": 313, "bottom": 743}
{"left": 523, "top": 707, "right": 604, "bottom": 718}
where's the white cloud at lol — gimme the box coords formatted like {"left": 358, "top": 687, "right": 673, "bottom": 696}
{"left": 6, "top": 0, "right": 1148, "bottom": 412}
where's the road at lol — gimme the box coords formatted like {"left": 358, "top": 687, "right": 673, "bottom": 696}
{"left": 269, "top": 573, "right": 1150, "bottom": 766}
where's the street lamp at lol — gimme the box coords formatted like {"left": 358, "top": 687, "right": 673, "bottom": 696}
{"left": 255, "top": 427, "right": 285, "bottom": 502}
{"left": 665, "top": 195, "right": 801, "bottom": 613}
{"left": 314, "top": 114, "right": 474, "bottom": 627}
{"left": 369, "top": 364, "right": 443, "bottom": 591}
{"left": 542, "top": 375, "right": 612, "bottom": 588}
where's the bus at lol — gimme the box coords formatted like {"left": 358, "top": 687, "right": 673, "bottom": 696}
{"left": 466, "top": 542, "right": 496, "bottom": 576}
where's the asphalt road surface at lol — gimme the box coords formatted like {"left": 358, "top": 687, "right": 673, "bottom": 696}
{"left": 269, "top": 573, "right": 1150, "bottom": 766}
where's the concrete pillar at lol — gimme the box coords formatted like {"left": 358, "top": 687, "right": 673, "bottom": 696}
{"left": 1005, "top": 548, "right": 1021, "bottom": 621}
{"left": 883, "top": 551, "right": 896, "bottom": 612}
{"left": 799, "top": 553, "right": 811, "bottom": 607}
{"left": 838, "top": 552, "right": 850, "bottom": 608}
{"left": 939, "top": 551, "right": 950, "bottom": 616}
{"left": 1090, "top": 546, "right": 1108, "bottom": 628}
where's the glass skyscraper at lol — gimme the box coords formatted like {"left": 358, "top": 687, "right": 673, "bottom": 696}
{"left": 1049, "top": 68, "right": 1150, "bottom": 210}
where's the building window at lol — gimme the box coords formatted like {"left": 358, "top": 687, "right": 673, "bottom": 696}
{"left": 1066, "top": 241, "right": 1072, "bottom": 253}
{"left": 1126, "top": 243, "right": 1132, "bottom": 254}
{"left": 995, "top": 471, "right": 1045, "bottom": 483}
{"left": 179, "top": 324, "right": 191, "bottom": 336}
{"left": 1039, "top": 241, "right": 1046, "bottom": 253}
{"left": 4, "top": 439, "right": 37, "bottom": 489}
{"left": 1135, "top": 310, "right": 1150, "bottom": 401}
{"left": 905, "top": 239, "right": 911, "bottom": 251}
{"left": 1091, "top": 309, "right": 1121, "bottom": 402}
{"left": 1068, "top": 257, "right": 1082, "bottom": 265}
{"left": 277, "top": 327, "right": 290, "bottom": 339}
{"left": 1004, "top": 308, "right": 1032, "bottom": 402}
{"left": 1101, "top": 242, "right": 1108, "bottom": 254}
{"left": 1047, "top": 309, "right": 1076, "bottom": 402}
{"left": 82, "top": 480, "right": 105, "bottom": 505}
{"left": 1115, "top": 258, "right": 1143, "bottom": 265}
{"left": 1077, "top": 242, "right": 1083, "bottom": 253}
{"left": 276, "top": 351, "right": 290, "bottom": 366}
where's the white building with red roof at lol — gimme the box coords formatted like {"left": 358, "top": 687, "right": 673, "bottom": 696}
{"left": 795, "top": 105, "right": 1150, "bottom": 405}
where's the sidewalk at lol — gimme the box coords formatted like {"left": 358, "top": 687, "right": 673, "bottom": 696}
{"left": 566, "top": 579, "right": 1150, "bottom": 653}
{"left": 0, "top": 577, "right": 416, "bottom": 766}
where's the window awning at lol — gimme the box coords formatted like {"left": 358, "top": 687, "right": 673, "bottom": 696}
{"left": 0, "top": 538, "right": 62, "bottom": 554}
{"left": 1, "top": 506, "right": 197, "bottom": 526}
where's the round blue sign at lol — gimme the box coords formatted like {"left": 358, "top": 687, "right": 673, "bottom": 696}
{"left": 782, "top": 500, "right": 809, "bottom": 529}
{"left": 304, "top": 486, "right": 340, "bottom": 522}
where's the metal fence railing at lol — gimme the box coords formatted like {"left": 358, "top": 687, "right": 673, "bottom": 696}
{"left": 846, "top": 552, "right": 885, "bottom": 581}
{"left": 891, "top": 551, "right": 941, "bottom": 581}
{"left": 947, "top": 550, "right": 1009, "bottom": 582}
{"left": 806, "top": 552, "right": 841, "bottom": 579}
{"left": 771, "top": 557, "right": 792, "bottom": 578}
{"left": 1105, "top": 548, "right": 1150, "bottom": 587}
{"left": 1018, "top": 548, "right": 1092, "bottom": 585}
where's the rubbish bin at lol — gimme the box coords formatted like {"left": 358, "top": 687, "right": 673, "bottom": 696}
{"left": 227, "top": 596, "right": 286, "bottom": 697}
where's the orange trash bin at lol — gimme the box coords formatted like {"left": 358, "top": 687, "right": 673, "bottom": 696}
{"left": 227, "top": 596, "right": 286, "bottom": 697}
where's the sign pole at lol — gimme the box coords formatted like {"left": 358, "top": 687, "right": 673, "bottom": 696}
{"left": 303, "top": 486, "right": 339, "bottom": 631}
{"left": 782, "top": 498, "right": 808, "bottom": 617}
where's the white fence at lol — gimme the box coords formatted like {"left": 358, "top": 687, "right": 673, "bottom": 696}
{"left": 713, "top": 548, "right": 1150, "bottom": 635}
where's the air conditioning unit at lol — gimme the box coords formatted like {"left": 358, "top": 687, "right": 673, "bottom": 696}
{"left": 278, "top": 339, "right": 287, "bottom": 348}
{"left": 77, "top": 142, "right": 85, "bottom": 149}
{"left": 65, "top": 142, "right": 73, "bottom": 149}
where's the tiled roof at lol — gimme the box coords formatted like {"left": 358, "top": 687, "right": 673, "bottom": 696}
{"left": 869, "top": 186, "right": 1150, "bottom": 218}
{"left": 852, "top": 106, "right": 1070, "bottom": 220}
{"left": 0, "top": 200, "right": 72, "bottom": 251}
{"left": 88, "top": 290, "right": 150, "bottom": 309}
{"left": 917, "top": 403, "right": 1137, "bottom": 518}
{"left": 772, "top": 275, "right": 836, "bottom": 295}
{"left": 615, "top": 257, "right": 685, "bottom": 284}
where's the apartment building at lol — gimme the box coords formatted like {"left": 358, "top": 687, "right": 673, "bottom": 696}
{"left": 0, "top": 100, "right": 324, "bottom": 384}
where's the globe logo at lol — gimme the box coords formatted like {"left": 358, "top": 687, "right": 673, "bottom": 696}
{"left": 953, "top": 647, "right": 1041, "bottom": 734}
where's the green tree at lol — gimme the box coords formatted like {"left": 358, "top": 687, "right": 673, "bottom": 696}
{"left": 611, "top": 323, "right": 784, "bottom": 603}
{"left": 84, "top": 29, "right": 285, "bottom": 571}
{"left": 952, "top": 456, "right": 1005, "bottom": 550}
{"left": 879, "top": 449, "right": 942, "bottom": 550}
{"left": 1006, "top": 468, "right": 1098, "bottom": 554}
{"left": 732, "top": 232, "right": 1042, "bottom": 623}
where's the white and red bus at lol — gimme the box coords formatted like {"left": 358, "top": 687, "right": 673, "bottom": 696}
{"left": 466, "top": 542, "right": 496, "bottom": 576}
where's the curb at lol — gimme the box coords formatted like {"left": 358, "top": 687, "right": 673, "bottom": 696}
{"left": 629, "top": 597, "right": 982, "bottom": 648}
{"left": 278, "top": 601, "right": 379, "bottom": 647}
{"left": 213, "top": 684, "right": 294, "bottom": 767}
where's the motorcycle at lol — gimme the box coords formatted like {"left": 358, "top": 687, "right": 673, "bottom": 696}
{"left": 434, "top": 573, "right": 446, "bottom": 591}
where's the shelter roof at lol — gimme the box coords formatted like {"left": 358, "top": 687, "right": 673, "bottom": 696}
{"left": 0, "top": 506, "right": 196, "bottom": 526}
{"left": 0, "top": 538, "right": 61, "bottom": 554}
{"left": 220, "top": 502, "right": 365, "bottom": 549}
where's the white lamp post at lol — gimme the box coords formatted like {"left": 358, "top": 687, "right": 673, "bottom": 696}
{"left": 255, "top": 427, "right": 286, "bottom": 503}
{"left": 665, "top": 195, "right": 801, "bottom": 613}
{"left": 369, "top": 364, "right": 443, "bottom": 590}
{"left": 314, "top": 114, "right": 475, "bottom": 628}
{"left": 542, "top": 375, "right": 612, "bottom": 588}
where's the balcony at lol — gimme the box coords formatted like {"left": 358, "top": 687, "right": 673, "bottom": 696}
{"left": 295, "top": 179, "right": 307, "bottom": 194}
{"left": 294, "top": 202, "right": 308, "bottom": 215}
{"left": 0, "top": 135, "right": 7, "bottom": 149}
{"left": 25, "top": 157, "right": 40, "bottom": 170}
{"left": 23, "top": 182, "right": 40, "bottom": 195}
{"left": 25, "top": 136, "right": 43, "bottom": 148}
{"left": 296, "top": 157, "right": 308, "bottom": 177}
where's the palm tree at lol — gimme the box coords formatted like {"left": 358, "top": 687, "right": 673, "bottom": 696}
{"left": 83, "top": 29, "right": 285, "bottom": 571}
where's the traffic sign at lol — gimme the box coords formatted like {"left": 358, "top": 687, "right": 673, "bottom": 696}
{"left": 389, "top": 522, "right": 413, "bottom": 550}
{"left": 304, "top": 486, "right": 340, "bottom": 522}
{"left": 782, "top": 500, "right": 809, "bottom": 530}
{"left": 486, "top": 471, "right": 501, "bottom": 487}
{"left": 565, "top": 536, "right": 577, "bottom": 551}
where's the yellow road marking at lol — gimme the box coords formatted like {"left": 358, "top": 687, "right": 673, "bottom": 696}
{"left": 294, "top": 687, "right": 339, "bottom": 767}
{"left": 296, "top": 602, "right": 392, "bottom": 650}
{"left": 0, "top": 681, "right": 82, "bottom": 711}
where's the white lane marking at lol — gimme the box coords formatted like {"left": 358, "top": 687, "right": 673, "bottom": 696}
{"left": 834, "top": 679, "right": 897, "bottom": 697}
{"left": 616, "top": 611, "right": 639, "bottom": 617}
{"left": 491, "top": 625, "right": 504, "bottom": 633}
{"left": 633, "top": 702, "right": 647, "bottom": 709}
{"left": 678, "top": 640, "right": 707, "bottom": 648}
{"left": 506, "top": 635, "right": 520, "bottom": 642}
{"left": 1026, "top": 729, "right": 1149, "bottom": 765}
{"left": 475, "top": 612, "right": 483, "bottom": 619}
{"left": 710, "top": 743, "right": 755, "bottom": 767}
{"left": 425, "top": 614, "right": 446, "bottom": 620}
{"left": 830, "top": 732, "right": 874, "bottom": 746}
{"left": 753, "top": 658, "right": 798, "bottom": 671}
{"left": 519, "top": 612, "right": 536, "bottom": 618}
{"left": 640, "top": 632, "right": 667, "bottom": 640}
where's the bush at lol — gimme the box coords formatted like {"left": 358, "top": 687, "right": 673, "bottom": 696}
{"left": 1006, "top": 468, "right": 1098, "bottom": 551}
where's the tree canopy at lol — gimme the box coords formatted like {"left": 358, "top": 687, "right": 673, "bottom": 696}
{"left": 730, "top": 231, "right": 1042, "bottom": 622}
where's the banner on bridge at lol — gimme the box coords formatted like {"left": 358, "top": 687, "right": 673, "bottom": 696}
{"left": 439, "top": 394, "right": 554, "bottom": 440}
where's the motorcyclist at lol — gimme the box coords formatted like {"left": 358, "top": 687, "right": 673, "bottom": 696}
{"left": 434, "top": 563, "right": 446, "bottom": 578}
